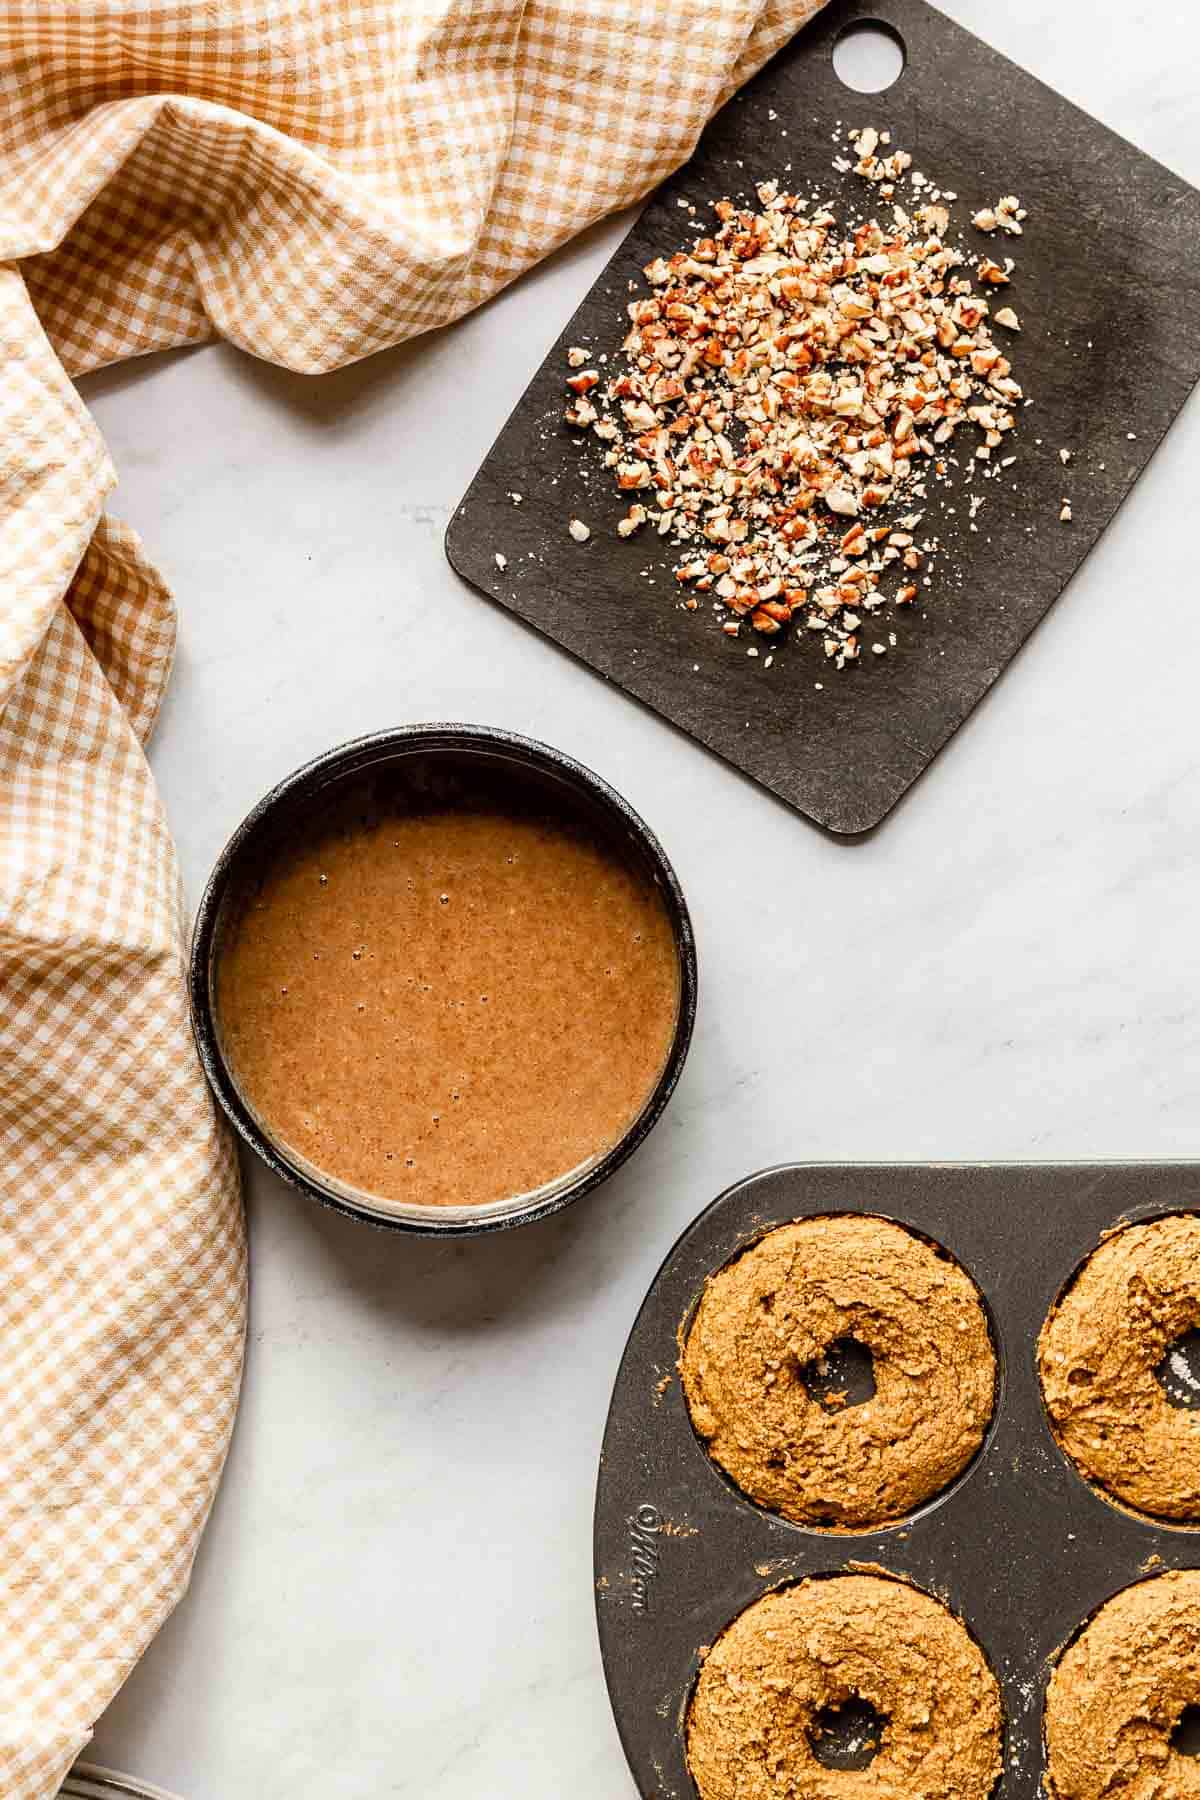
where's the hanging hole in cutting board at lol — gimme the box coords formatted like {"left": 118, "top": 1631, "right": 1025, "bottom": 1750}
{"left": 832, "top": 20, "right": 906, "bottom": 93}
{"left": 1173, "top": 1707, "right": 1200, "bottom": 1758}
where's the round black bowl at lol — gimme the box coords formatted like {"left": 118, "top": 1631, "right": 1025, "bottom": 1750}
{"left": 189, "top": 724, "right": 697, "bottom": 1236}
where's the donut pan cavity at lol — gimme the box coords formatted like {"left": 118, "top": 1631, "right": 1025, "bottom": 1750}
{"left": 594, "top": 1163, "right": 1200, "bottom": 1797}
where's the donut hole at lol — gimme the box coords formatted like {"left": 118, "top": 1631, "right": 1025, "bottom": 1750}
{"left": 1155, "top": 1328, "right": 1200, "bottom": 1411}
{"left": 808, "top": 1695, "right": 887, "bottom": 1769}
{"left": 1173, "top": 1705, "right": 1200, "bottom": 1757}
{"left": 798, "top": 1336, "right": 876, "bottom": 1412}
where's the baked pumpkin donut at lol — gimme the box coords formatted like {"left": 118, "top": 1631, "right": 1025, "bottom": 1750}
{"left": 687, "top": 1575, "right": 1003, "bottom": 1800}
{"left": 1039, "top": 1214, "right": 1200, "bottom": 1522}
{"left": 1044, "top": 1570, "right": 1200, "bottom": 1799}
{"left": 680, "top": 1215, "right": 996, "bottom": 1529}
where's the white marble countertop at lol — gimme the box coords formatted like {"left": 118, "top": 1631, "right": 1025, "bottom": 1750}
{"left": 82, "top": 4, "right": 1200, "bottom": 1794}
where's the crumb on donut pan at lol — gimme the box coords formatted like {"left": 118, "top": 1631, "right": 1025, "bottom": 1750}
{"left": 594, "top": 1164, "right": 1200, "bottom": 1799}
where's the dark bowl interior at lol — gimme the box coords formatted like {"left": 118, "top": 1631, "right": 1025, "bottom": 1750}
{"left": 189, "top": 724, "right": 697, "bottom": 1236}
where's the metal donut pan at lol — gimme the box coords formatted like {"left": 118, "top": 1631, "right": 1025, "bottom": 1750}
{"left": 593, "top": 1163, "right": 1200, "bottom": 1797}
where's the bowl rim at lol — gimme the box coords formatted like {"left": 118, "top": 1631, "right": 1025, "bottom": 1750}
{"left": 188, "top": 722, "right": 698, "bottom": 1237}
{"left": 63, "top": 1765, "right": 186, "bottom": 1800}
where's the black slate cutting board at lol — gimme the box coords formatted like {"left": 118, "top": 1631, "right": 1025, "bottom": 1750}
{"left": 446, "top": 0, "right": 1200, "bottom": 833}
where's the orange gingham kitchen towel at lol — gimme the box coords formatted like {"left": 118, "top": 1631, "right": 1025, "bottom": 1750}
{"left": 0, "top": 3, "right": 825, "bottom": 1793}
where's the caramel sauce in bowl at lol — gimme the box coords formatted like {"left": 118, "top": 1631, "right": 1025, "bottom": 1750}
{"left": 189, "top": 726, "right": 696, "bottom": 1235}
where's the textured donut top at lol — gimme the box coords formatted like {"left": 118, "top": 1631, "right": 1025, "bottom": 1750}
{"left": 681, "top": 1214, "right": 996, "bottom": 1528}
{"left": 1040, "top": 1213, "right": 1200, "bottom": 1521}
{"left": 687, "top": 1575, "right": 1004, "bottom": 1800}
{"left": 1045, "top": 1569, "right": 1200, "bottom": 1800}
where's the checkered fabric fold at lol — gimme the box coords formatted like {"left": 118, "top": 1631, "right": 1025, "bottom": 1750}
{"left": 0, "top": 3, "right": 822, "bottom": 1794}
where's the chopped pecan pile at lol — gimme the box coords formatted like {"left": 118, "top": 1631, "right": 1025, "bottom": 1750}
{"left": 564, "top": 130, "right": 1028, "bottom": 669}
